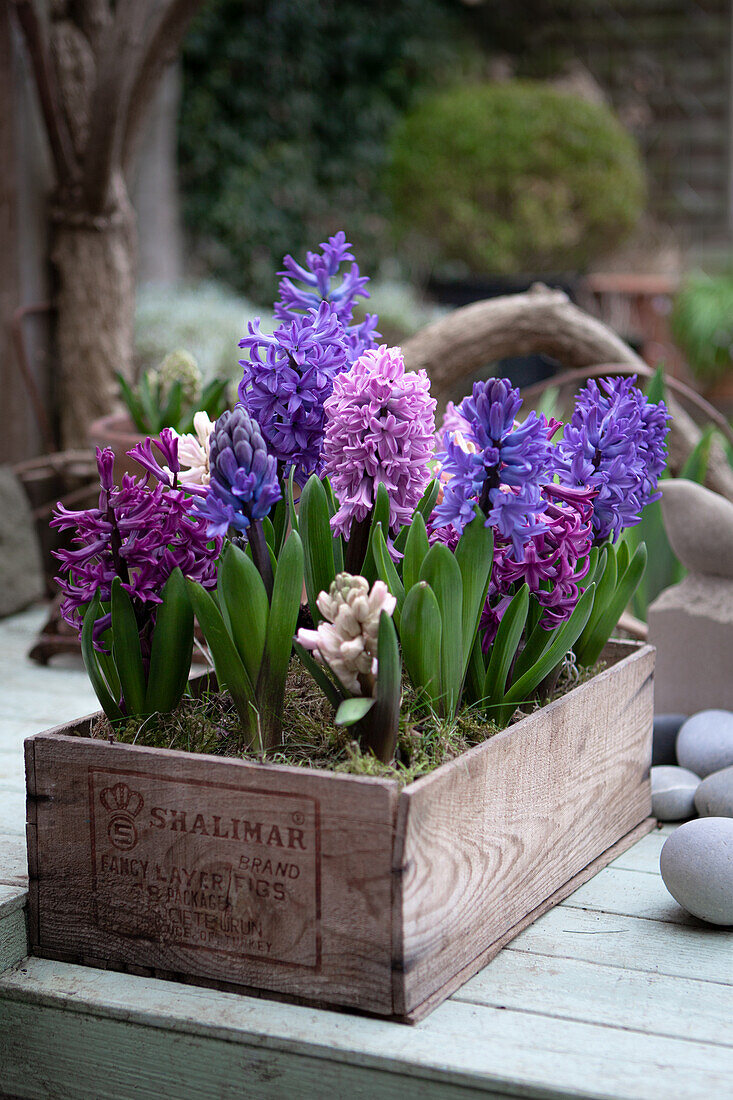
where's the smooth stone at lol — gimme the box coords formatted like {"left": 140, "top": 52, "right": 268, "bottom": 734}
{"left": 661, "top": 479, "right": 733, "bottom": 579}
{"left": 695, "top": 765, "right": 733, "bottom": 819}
{"left": 651, "top": 765, "right": 700, "bottom": 821}
{"left": 652, "top": 713, "right": 687, "bottom": 766}
{"left": 677, "top": 710, "right": 733, "bottom": 777}
{"left": 660, "top": 817, "right": 733, "bottom": 926}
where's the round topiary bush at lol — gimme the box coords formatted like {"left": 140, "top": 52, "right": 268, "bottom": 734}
{"left": 387, "top": 81, "right": 646, "bottom": 277}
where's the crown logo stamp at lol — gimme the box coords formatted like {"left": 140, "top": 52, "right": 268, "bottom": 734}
{"left": 100, "top": 783, "right": 143, "bottom": 851}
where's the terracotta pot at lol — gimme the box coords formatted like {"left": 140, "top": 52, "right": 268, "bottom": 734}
{"left": 88, "top": 413, "right": 145, "bottom": 482}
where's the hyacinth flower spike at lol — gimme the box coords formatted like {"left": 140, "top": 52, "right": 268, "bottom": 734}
{"left": 52, "top": 437, "right": 219, "bottom": 722}
{"left": 322, "top": 344, "right": 436, "bottom": 574}
{"left": 295, "top": 574, "right": 402, "bottom": 764}
{"left": 195, "top": 407, "right": 281, "bottom": 599}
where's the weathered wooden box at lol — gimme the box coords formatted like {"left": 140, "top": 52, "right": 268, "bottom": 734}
{"left": 25, "top": 640, "right": 654, "bottom": 1022}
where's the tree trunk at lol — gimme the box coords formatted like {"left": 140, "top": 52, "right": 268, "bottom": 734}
{"left": 52, "top": 173, "right": 136, "bottom": 445}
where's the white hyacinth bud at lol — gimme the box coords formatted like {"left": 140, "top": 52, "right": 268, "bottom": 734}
{"left": 296, "top": 573, "right": 396, "bottom": 696}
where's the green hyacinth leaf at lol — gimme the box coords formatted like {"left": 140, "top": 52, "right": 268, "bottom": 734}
{"left": 81, "top": 596, "right": 123, "bottom": 722}
{"left": 403, "top": 511, "right": 430, "bottom": 594}
{"left": 400, "top": 581, "right": 443, "bottom": 710}
{"left": 483, "top": 583, "right": 529, "bottom": 708}
{"left": 145, "top": 568, "right": 194, "bottom": 715}
{"left": 299, "top": 474, "right": 336, "bottom": 623}
{"left": 185, "top": 578, "right": 259, "bottom": 746}
{"left": 219, "top": 543, "right": 269, "bottom": 686}
{"left": 576, "top": 544, "right": 648, "bottom": 667}
{"left": 110, "top": 578, "right": 147, "bottom": 718}
{"left": 454, "top": 511, "right": 494, "bottom": 680}
{"left": 361, "top": 611, "right": 402, "bottom": 763}
{"left": 257, "top": 530, "right": 304, "bottom": 748}
{"left": 372, "top": 521, "right": 405, "bottom": 624}
{"left": 419, "top": 542, "right": 463, "bottom": 717}
{"left": 498, "top": 582, "right": 596, "bottom": 725}
{"left": 335, "top": 696, "right": 376, "bottom": 726}
{"left": 361, "top": 481, "right": 391, "bottom": 585}
{"left": 293, "top": 642, "right": 345, "bottom": 711}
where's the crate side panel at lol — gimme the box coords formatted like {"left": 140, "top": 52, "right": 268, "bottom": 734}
{"left": 397, "top": 644, "right": 654, "bottom": 1014}
{"left": 28, "top": 736, "right": 397, "bottom": 1014}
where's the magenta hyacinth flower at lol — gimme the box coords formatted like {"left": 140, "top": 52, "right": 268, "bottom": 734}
{"left": 52, "top": 435, "right": 219, "bottom": 644}
{"left": 478, "top": 483, "right": 596, "bottom": 651}
{"left": 322, "top": 344, "right": 437, "bottom": 538}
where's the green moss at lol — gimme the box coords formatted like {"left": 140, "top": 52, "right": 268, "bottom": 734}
{"left": 387, "top": 81, "right": 646, "bottom": 276}
{"left": 87, "top": 657, "right": 605, "bottom": 787}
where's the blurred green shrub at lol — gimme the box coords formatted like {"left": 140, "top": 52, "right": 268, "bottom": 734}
{"left": 387, "top": 81, "right": 646, "bottom": 277}
{"left": 179, "top": 0, "right": 473, "bottom": 298}
{"left": 671, "top": 273, "right": 733, "bottom": 383}
{"left": 135, "top": 281, "right": 271, "bottom": 385}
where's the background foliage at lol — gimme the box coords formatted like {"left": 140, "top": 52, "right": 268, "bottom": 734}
{"left": 179, "top": 0, "right": 474, "bottom": 299}
{"left": 388, "top": 82, "right": 646, "bottom": 278}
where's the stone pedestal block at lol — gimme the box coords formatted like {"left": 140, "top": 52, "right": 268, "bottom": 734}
{"left": 648, "top": 574, "right": 733, "bottom": 714}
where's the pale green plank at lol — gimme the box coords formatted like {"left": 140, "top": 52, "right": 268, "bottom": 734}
{"left": 608, "top": 826, "right": 676, "bottom": 873}
{"left": 561, "top": 865, "right": 711, "bottom": 925}
{"left": 0, "top": 1001, "right": 510, "bottom": 1100}
{"left": 0, "top": 884, "right": 26, "bottom": 916}
{"left": 458, "top": 948, "right": 733, "bottom": 1047}
{"left": 507, "top": 905, "right": 733, "bottom": 983}
{"left": 0, "top": 832, "right": 27, "bottom": 886}
{"left": 1, "top": 959, "right": 731, "bottom": 1100}
{"left": 0, "top": 905, "right": 27, "bottom": 972}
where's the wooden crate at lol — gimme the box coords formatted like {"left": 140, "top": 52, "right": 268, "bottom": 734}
{"left": 25, "top": 640, "right": 654, "bottom": 1022}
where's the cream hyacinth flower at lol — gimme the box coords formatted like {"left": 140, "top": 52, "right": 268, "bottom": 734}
{"left": 175, "top": 411, "right": 215, "bottom": 486}
{"left": 295, "top": 574, "right": 396, "bottom": 696}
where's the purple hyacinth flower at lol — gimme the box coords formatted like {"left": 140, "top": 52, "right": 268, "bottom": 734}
{"left": 433, "top": 378, "right": 552, "bottom": 558}
{"left": 322, "top": 344, "right": 436, "bottom": 538}
{"left": 238, "top": 302, "right": 350, "bottom": 485}
{"left": 554, "top": 375, "right": 670, "bottom": 542}
{"left": 274, "top": 231, "right": 379, "bottom": 361}
{"left": 196, "top": 406, "right": 281, "bottom": 539}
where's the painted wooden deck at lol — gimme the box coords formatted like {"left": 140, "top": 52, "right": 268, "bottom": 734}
{"left": 1, "top": 606, "right": 732, "bottom": 1099}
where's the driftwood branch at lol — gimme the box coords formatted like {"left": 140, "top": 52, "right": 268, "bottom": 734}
{"left": 121, "top": 0, "right": 203, "bottom": 173}
{"left": 11, "top": 0, "right": 79, "bottom": 185}
{"left": 402, "top": 284, "right": 733, "bottom": 503}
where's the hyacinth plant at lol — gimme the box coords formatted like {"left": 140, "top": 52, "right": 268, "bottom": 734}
{"left": 52, "top": 432, "right": 219, "bottom": 723}
{"left": 57, "top": 234, "right": 670, "bottom": 771}
{"left": 117, "top": 350, "right": 230, "bottom": 435}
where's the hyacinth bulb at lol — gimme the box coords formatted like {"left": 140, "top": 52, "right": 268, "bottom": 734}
{"left": 295, "top": 574, "right": 396, "bottom": 696}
